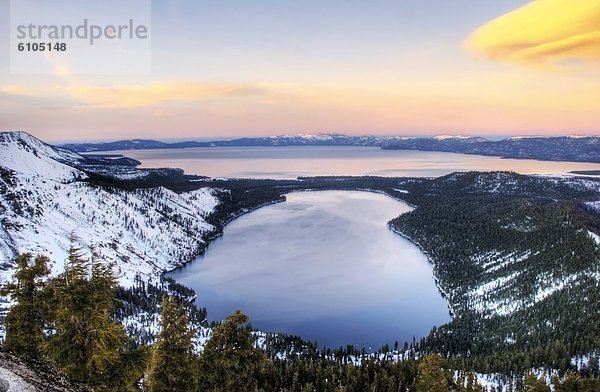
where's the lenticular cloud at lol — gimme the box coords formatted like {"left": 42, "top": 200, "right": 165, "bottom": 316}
{"left": 467, "top": 0, "right": 600, "bottom": 67}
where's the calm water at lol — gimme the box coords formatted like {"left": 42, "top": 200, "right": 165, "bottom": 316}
{"left": 111, "top": 146, "right": 600, "bottom": 179}
{"left": 168, "top": 191, "right": 451, "bottom": 349}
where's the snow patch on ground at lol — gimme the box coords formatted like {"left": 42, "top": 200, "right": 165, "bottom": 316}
{"left": 533, "top": 274, "right": 578, "bottom": 303}
{"left": 472, "top": 271, "right": 520, "bottom": 298}
{"left": 480, "top": 251, "right": 531, "bottom": 273}
{"left": 587, "top": 201, "right": 600, "bottom": 212}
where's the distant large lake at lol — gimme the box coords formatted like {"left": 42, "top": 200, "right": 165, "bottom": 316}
{"left": 167, "top": 191, "right": 450, "bottom": 349}
{"left": 111, "top": 146, "right": 600, "bottom": 178}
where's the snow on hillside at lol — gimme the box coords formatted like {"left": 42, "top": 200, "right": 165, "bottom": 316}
{"left": 587, "top": 201, "right": 600, "bottom": 213}
{"left": 0, "top": 130, "right": 83, "bottom": 181}
{"left": 0, "top": 131, "right": 219, "bottom": 287}
{"left": 269, "top": 132, "right": 345, "bottom": 140}
{"left": 433, "top": 135, "right": 480, "bottom": 140}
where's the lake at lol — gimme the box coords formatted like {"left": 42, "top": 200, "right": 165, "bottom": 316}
{"left": 167, "top": 190, "right": 451, "bottom": 350}
{"left": 111, "top": 146, "right": 600, "bottom": 179}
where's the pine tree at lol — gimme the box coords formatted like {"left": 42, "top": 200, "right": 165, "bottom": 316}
{"left": 86, "top": 248, "right": 129, "bottom": 389}
{"left": 198, "top": 310, "right": 267, "bottom": 392}
{"left": 466, "top": 371, "right": 475, "bottom": 391}
{"left": 146, "top": 295, "right": 196, "bottom": 392}
{"left": 465, "top": 371, "right": 485, "bottom": 391}
{"left": 415, "top": 354, "right": 450, "bottom": 392}
{"left": 0, "top": 253, "right": 50, "bottom": 359}
{"left": 523, "top": 373, "right": 550, "bottom": 392}
{"left": 43, "top": 244, "right": 128, "bottom": 390}
{"left": 44, "top": 243, "right": 93, "bottom": 380}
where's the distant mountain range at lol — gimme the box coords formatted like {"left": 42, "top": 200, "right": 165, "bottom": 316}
{"left": 383, "top": 135, "right": 600, "bottom": 164}
{"left": 59, "top": 133, "right": 600, "bottom": 163}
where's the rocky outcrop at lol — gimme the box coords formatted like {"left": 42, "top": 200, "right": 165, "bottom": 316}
{"left": 0, "top": 351, "right": 91, "bottom": 392}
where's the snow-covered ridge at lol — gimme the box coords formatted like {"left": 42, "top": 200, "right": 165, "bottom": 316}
{"left": 433, "top": 135, "right": 484, "bottom": 141}
{"left": 506, "top": 136, "right": 548, "bottom": 140}
{"left": 0, "top": 130, "right": 83, "bottom": 181}
{"left": 0, "top": 131, "right": 219, "bottom": 287}
{"left": 269, "top": 132, "right": 345, "bottom": 140}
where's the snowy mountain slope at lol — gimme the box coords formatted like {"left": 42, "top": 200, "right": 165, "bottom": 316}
{"left": 0, "top": 131, "right": 219, "bottom": 287}
{"left": 1, "top": 130, "right": 83, "bottom": 181}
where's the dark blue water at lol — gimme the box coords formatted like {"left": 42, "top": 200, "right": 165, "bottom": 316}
{"left": 168, "top": 191, "right": 450, "bottom": 349}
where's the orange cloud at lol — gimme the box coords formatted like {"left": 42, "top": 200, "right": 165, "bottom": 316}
{"left": 0, "top": 85, "right": 39, "bottom": 97}
{"left": 68, "top": 82, "right": 274, "bottom": 108}
{"left": 11, "top": 55, "right": 275, "bottom": 109}
{"left": 467, "top": 0, "right": 600, "bottom": 66}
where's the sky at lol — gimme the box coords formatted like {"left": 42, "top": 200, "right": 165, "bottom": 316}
{"left": 1, "top": 0, "right": 599, "bottom": 142}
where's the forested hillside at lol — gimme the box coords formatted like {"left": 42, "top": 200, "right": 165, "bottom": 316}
{"left": 389, "top": 172, "right": 600, "bottom": 373}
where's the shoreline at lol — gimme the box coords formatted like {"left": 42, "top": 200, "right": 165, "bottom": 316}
{"left": 388, "top": 226, "right": 456, "bottom": 319}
